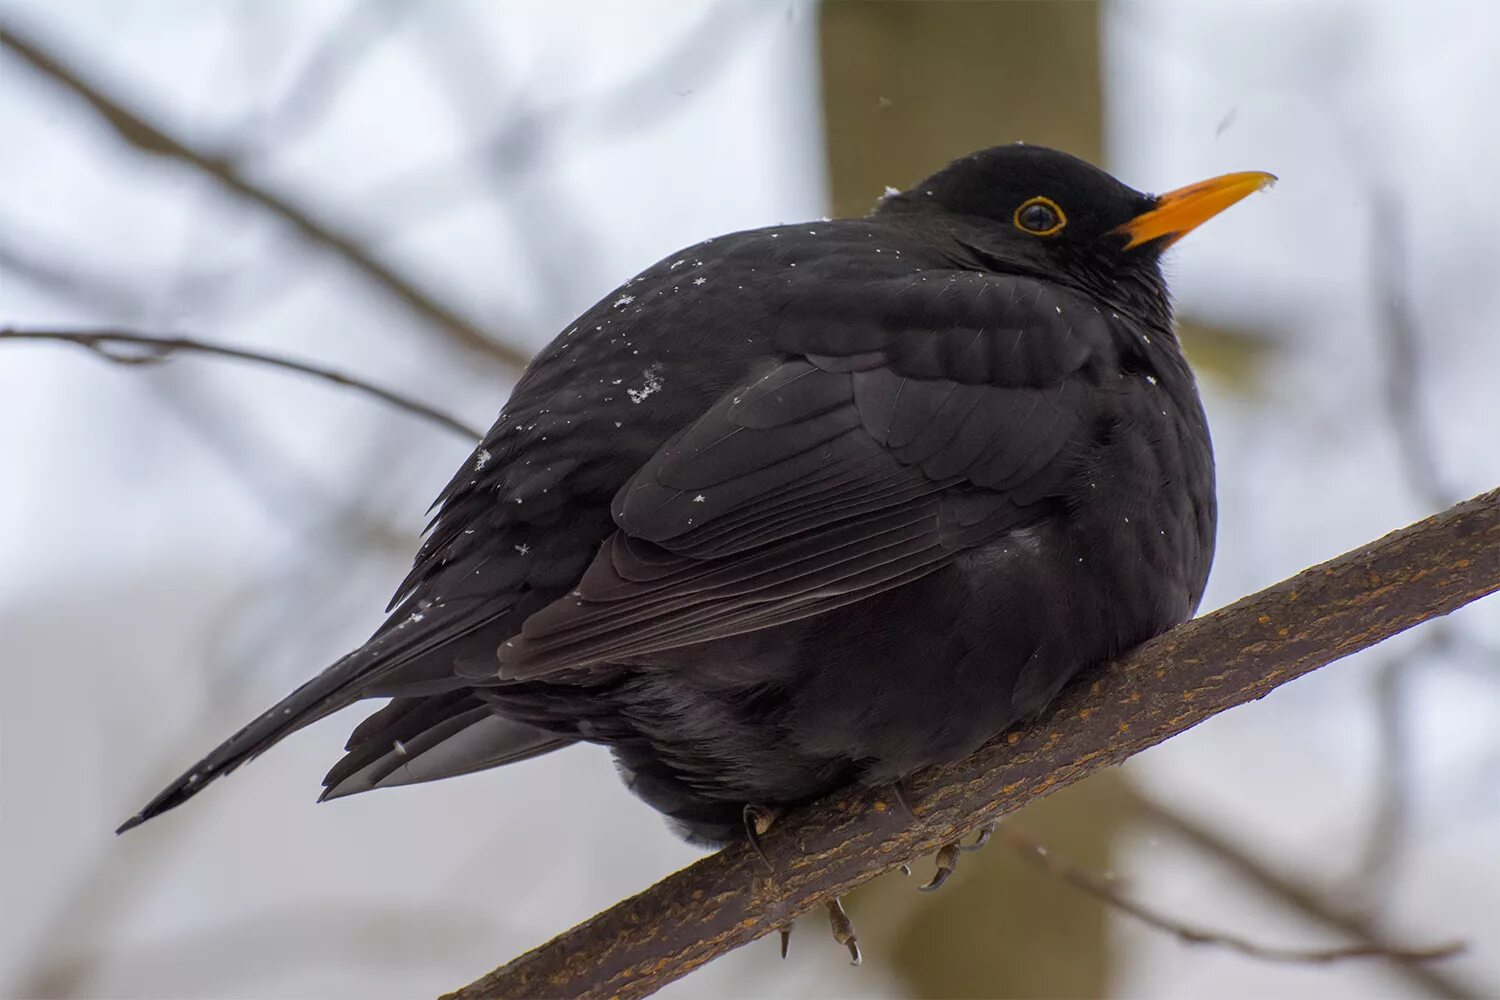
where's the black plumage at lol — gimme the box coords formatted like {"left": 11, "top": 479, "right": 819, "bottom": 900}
{"left": 120, "top": 145, "right": 1271, "bottom": 845}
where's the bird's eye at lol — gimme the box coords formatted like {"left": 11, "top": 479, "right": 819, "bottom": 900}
{"left": 1014, "top": 196, "right": 1066, "bottom": 236}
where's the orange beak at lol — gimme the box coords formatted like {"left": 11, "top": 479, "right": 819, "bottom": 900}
{"left": 1117, "top": 170, "right": 1277, "bottom": 249}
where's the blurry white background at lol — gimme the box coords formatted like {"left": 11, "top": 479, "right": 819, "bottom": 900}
{"left": 1, "top": 2, "right": 1496, "bottom": 998}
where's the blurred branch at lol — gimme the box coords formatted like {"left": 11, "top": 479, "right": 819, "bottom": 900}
{"left": 445, "top": 490, "right": 1499, "bottom": 1000}
{"left": 1351, "top": 628, "right": 1450, "bottom": 895}
{"left": 363, "top": 2, "right": 763, "bottom": 225}
{"left": 1370, "top": 186, "right": 1455, "bottom": 511}
{"left": 0, "top": 19, "right": 530, "bottom": 370}
{"left": 1355, "top": 184, "right": 1465, "bottom": 895}
{"left": 246, "top": 0, "right": 418, "bottom": 151}
{"left": 999, "top": 825, "right": 1462, "bottom": 966}
{"left": 0, "top": 326, "right": 482, "bottom": 440}
{"left": 1133, "top": 793, "right": 1489, "bottom": 999}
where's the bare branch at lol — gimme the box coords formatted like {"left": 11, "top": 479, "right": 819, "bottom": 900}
{"left": 1133, "top": 793, "right": 1490, "bottom": 1000}
{"left": 0, "top": 19, "right": 531, "bottom": 371}
{"left": 444, "top": 489, "right": 1498, "bottom": 1000}
{"left": 0, "top": 326, "right": 483, "bottom": 440}
{"left": 999, "top": 825, "right": 1463, "bottom": 967}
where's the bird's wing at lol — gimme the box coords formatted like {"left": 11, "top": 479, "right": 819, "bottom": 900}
{"left": 497, "top": 323, "right": 1101, "bottom": 679}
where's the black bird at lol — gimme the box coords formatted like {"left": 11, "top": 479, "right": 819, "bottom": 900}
{"left": 119, "top": 145, "right": 1272, "bottom": 849}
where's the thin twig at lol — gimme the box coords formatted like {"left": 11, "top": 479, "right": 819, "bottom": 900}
{"left": 999, "top": 825, "right": 1463, "bottom": 967}
{"left": 1133, "top": 792, "right": 1488, "bottom": 999}
{"left": 0, "top": 326, "right": 483, "bottom": 441}
{"left": 0, "top": 19, "right": 530, "bottom": 371}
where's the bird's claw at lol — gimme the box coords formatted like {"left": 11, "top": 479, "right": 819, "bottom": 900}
{"left": 920, "top": 841, "right": 962, "bottom": 892}
{"left": 961, "top": 822, "right": 995, "bottom": 852}
{"left": 743, "top": 803, "right": 780, "bottom": 872}
{"left": 919, "top": 824, "right": 994, "bottom": 891}
{"left": 778, "top": 925, "right": 792, "bottom": 959}
{"left": 826, "top": 897, "right": 862, "bottom": 966}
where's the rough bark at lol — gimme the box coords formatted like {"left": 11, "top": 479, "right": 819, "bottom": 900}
{"left": 445, "top": 488, "right": 1499, "bottom": 1000}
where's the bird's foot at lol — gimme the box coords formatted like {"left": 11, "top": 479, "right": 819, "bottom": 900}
{"left": 743, "top": 803, "right": 780, "bottom": 872}
{"left": 825, "top": 896, "right": 862, "bottom": 966}
{"left": 919, "top": 822, "right": 996, "bottom": 892}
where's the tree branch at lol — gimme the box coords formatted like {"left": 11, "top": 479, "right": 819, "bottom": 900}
{"left": 444, "top": 488, "right": 1499, "bottom": 1000}
{"left": 0, "top": 19, "right": 530, "bottom": 371}
{"left": 0, "top": 326, "right": 483, "bottom": 441}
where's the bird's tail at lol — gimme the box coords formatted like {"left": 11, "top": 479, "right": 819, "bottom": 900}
{"left": 116, "top": 595, "right": 522, "bottom": 833}
{"left": 116, "top": 648, "right": 373, "bottom": 833}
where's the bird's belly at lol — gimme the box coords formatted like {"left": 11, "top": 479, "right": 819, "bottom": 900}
{"left": 603, "top": 511, "right": 1196, "bottom": 843}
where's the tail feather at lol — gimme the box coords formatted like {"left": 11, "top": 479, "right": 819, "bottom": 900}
{"left": 320, "top": 691, "right": 571, "bottom": 801}
{"left": 117, "top": 595, "right": 514, "bottom": 834}
{"left": 116, "top": 650, "right": 367, "bottom": 833}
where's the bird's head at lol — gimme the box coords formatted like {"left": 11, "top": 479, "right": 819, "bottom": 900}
{"left": 876, "top": 143, "right": 1275, "bottom": 320}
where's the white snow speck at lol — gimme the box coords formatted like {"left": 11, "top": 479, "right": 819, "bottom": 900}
{"left": 515, "top": 543, "right": 531, "bottom": 556}
{"left": 392, "top": 740, "right": 408, "bottom": 756}
{"left": 693, "top": 494, "right": 706, "bottom": 503}
{"left": 692, "top": 276, "right": 706, "bottom": 286}
{"left": 410, "top": 612, "right": 424, "bottom": 622}
{"left": 474, "top": 448, "right": 491, "bottom": 471}
{"left": 670, "top": 259, "right": 686, "bottom": 269}
{"left": 627, "top": 363, "right": 665, "bottom": 404}
{"left": 613, "top": 294, "right": 635, "bottom": 308}
{"left": 1146, "top": 375, "right": 1158, "bottom": 385}
{"left": 881, "top": 185, "right": 901, "bottom": 200}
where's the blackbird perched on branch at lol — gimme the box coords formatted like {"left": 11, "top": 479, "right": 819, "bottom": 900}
{"left": 120, "top": 146, "right": 1272, "bottom": 862}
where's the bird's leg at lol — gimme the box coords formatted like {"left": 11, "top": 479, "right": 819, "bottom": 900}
{"left": 919, "top": 822, "right": 997, "bottom": 892}
{"left": 743, "top": 803, "right": 780, "bottom": 872}
{"left": 889, "top": 777, "right": 919, "bottom": 821}
{"left": 825, "top": 896, "right": 862, "bottom": 966}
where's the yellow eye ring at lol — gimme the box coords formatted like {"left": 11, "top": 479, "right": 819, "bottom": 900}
{"left": 1014, "top": 196, "right": 1067, "bottom": 236}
